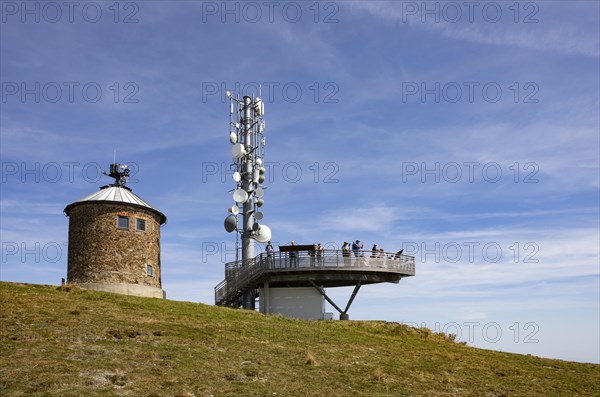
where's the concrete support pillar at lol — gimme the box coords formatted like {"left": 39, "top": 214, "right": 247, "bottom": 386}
{"left": 242, "top": 289, "right": 255, "bottom": 310}
{"left": 261, "top": 282, "right": 270, "bottom": 314}
{"left": 339, "top": 313, "right": 350, "bottom": 321}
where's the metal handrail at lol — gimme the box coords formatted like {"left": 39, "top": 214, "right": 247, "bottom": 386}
{"left": 214, "top": 250, "right": 416, "bottom": 306}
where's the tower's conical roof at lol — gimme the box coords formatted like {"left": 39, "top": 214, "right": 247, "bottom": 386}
{"left": 64, "top": 185, "right": 167, "bottom": 224}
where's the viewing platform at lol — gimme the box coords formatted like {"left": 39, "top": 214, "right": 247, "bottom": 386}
{"left": 215, "top": 249, "right": 416, "bottom": 308}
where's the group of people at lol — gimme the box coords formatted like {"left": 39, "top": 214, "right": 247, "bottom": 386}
{"left": 341, "top": 240, "right": 364, "bottom": 257}
{"left": 264, "top": 240, "right": 404, "bottom": 266}
{"left": 341, "top": 240, "right": 404, "bottom": 260}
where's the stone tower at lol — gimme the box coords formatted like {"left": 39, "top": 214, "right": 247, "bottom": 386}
{"left": 64, "top": 163, "right": 167, "bottom": 298}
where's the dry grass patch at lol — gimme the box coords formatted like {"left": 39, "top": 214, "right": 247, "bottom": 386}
{"left": 305, "top": 352, "right": 318, "bottom": 366}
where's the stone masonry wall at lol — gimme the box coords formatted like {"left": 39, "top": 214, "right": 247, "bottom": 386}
{"left": 67, "top": 203, "right": 162, "bottom": 288}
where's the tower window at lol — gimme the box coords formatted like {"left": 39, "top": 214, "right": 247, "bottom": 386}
{"left": 136, "top": 219, "right": 146, "bottom": 232}
{"left": 117, "top": 215, "right": 129, "bottom": 229}
{"left": 146, "top": 265, "right": 153, "bottom": 277}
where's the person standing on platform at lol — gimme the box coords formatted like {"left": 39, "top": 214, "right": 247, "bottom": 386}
{"left": 371, "top": 244, "right": 378, "bottom": 258}
{"left": 266, "top": 241, "right": 274, "bottom": 267}
{"left": 316, "top": 243, "right": 324, "bottom": 266}
{"left": 352, "top": 240, "right": 359, "bottom": 257}
{"left": 289, "top": 241, "right": 298, "bottom": 267}
{"left": 342, "top": 241, "right": 351, "bottom": 266}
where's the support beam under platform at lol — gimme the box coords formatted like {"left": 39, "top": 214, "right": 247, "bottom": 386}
{"left": 344, "top": 282, "right": 362, "bottom": 313}
{"left": 309, "top": 280, "right": 362, "bottom": 320}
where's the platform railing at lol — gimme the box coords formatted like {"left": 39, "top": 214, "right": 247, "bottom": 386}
{"left": 215, "top": 250, "right": 416, "bottom": 306}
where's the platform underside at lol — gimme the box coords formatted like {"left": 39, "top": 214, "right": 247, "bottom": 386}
{"left": 255, "top": 269, "right": 402, "bottom": 288}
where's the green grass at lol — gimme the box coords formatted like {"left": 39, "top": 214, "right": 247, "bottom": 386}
{"left": 0, "top": 282, "right": 598, "bottom": 396}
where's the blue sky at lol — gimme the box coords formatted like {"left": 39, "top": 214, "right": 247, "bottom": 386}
{"left": 1, "top": 1, "right": 598, "bottom": 363}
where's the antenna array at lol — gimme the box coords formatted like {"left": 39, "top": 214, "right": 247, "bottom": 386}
{"left": 224, "top": 92, "right": 271, "bottom": 271}
{"left": 102, "top": 163, "right": 130, "bottom": 187}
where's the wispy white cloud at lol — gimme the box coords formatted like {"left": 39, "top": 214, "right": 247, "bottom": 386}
{"left": 349, "top": 1, "right": 600, "bottom": 58}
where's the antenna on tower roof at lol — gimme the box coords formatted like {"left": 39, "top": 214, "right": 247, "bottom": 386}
{"left": 101, "top": 150, "right": 130, "bottom": 187}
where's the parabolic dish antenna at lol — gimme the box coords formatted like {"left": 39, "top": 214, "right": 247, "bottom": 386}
{"left": 233, "top": 188, "right": 248, "bottom": 203}
{"left": 255, "top": 225, "right": 271, "bottom": 243}
{"left": 232, "top": 143, "right": 246, "bottom": 158}
{"left": 232, "top": 172, "right": 241, "bottom": 182}
{"left": 224, "top": 214, "right": 237, "bottom": 233}
{"left": 255, "top": 187, "right": 264, "bottom": 197}
{"left": 254, "top": 211, "right": 263, "bottom": 220}
{"left": 228, "top": 205, "right": 239, "bottom": 215}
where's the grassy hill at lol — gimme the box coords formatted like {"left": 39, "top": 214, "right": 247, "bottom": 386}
{"left": 0, "top": 282, "right": 598, "bottom": 396}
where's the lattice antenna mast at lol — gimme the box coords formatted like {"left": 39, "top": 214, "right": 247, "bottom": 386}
{"left": 223, "top": 91, "right": 271, "bottom": 307}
